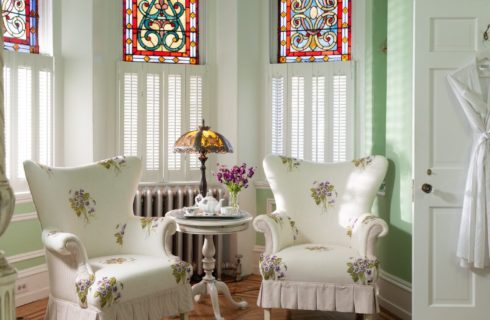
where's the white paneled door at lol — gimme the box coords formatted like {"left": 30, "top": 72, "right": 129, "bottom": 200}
{"left": 413, "top": 0, "right": 490, "bottom": 319}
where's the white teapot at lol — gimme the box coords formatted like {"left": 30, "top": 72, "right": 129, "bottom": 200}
{"left": 195, "top": 192, "right": 225, "bottom": 213}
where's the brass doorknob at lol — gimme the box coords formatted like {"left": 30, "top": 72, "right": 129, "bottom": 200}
{"left": 421, "top": 183, "right": 433, "bottom": 194}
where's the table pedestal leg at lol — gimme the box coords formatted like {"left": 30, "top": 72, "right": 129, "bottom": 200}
{"left": 191, "top": 235, "right": 248, "bottom": 320}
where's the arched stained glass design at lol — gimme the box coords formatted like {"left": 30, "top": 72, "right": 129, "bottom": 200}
{"left": 123, "top": 0, "right": 199, "bottom": 64}
{"left": 279, "top": 0, "right": 351, "bottom": 63}
{"left": 1, "top": 0, "right": 39, "bottom": 53}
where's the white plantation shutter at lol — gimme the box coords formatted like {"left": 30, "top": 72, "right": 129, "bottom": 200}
{"left": 17, "top": 67, "right": 32, "bottom": 179}
{"left": 3, "top": 53, "right": 54, "bottom": 192}
{"left": 188, "top": 75, "right": 203, "bottom": 170}
{"left": 332, "top": 74, "right": 348, "bottom": 162}
{"left": 145, "top": 73, "right": 160, "bottom": 171}
{"left": 268, "top": 62, "right": 353, "bottom": 163}
{"left": 122, "top": 72, "right": 139, "bottom": 156}
{"left": 167, "top": 74, "right": 182, "bottom": 171}
{"left": 312, "top": 76, "right": 325, "bottom": 162}
{"left": 38, "top": 70, "right": 53, "bottom": 165}
{"left": 271, "top": 75, "right": 286, "bottom": 155}
{"left": 118, "top": 62, "right": 208, "bottom": 182}
{"left": 290, "top": 76, "right": 305, "bottom": 160}
{"left": 4, "top": 67, "right": 11, "bottom": 179}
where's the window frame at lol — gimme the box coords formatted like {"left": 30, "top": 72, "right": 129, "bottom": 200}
{"left": 263, "top": 0, "right": 365, "bottom": 164}
{"left": 117, "top": 61, "right": 209, "bottom": 183}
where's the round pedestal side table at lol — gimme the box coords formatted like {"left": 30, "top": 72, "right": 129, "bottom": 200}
{"left": 167, "top": 209, "right": 253, "bottom": 320}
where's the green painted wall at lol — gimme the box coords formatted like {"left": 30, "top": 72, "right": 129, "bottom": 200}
{"left": 380, "top": 0, "right": 413, "bottom": 283}
{"left": 0, "top": 201, "right": 44, "bottom": 271}
{"left": 368, "top": 0, "right": 413, "bottom": 283}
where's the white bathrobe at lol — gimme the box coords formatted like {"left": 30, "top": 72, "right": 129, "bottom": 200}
{"left": 448, "top": 58, "right": 490, "bottom": 268}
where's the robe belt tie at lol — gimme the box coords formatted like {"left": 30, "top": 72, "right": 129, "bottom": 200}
{"left": 479, "top": 132, "right": 490, "bottom": 143}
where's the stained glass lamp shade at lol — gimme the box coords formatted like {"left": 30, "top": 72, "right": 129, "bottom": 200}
{"left": 174, "top": 120, "right": 233, "bottom": 196}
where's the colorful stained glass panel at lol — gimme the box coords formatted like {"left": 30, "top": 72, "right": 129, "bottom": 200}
{"left": 123, "top": 0, "right": 199, "bottom": 64}
{"left": 279, "top": 0, "right": 351, "bottom": 63}
{"left": 1, "top": 0, "right": 39, "bottom": 53}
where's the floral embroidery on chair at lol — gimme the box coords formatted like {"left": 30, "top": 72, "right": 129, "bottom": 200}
{"left": 259, "top": 254, "right": 287, "bottom": 280}
{"left": 352, "top": 156, "right": 374, "bottom": 169}
{"left": 170, "top": 261, "right": 193, "bottom": 284}
{"left": 140, "top": 217, "right": 162, "bottom": 237}
{"left": 346, "top": 217, "right": 359, "bottom": 238}
{"left": 279, "top": 156, "right": 301, "bottom": 172}
{"left": 114, "top": 223, "right": 127, "bottom": 246}
{"left": 287, "top": 216, "right": 299, "bottom": 241}
{"left": 101, "top": 257, "right": 136, "bottom": 264}
{"left": 75, "top": 274, "right": 94, "bottom": 307}
{"left": 310, "top": 181, "right": 337, "bottom": 213}
{"left": 93, "top": 276, "right": 123, "bottom": 308}
{"left": 346, "top": 257, "right": 379, "bottom": 285}
{"left": 38, "top": 163, "right": 53, "bottom": 176}
{"left": 68, "top": 189, "right": 96, "bottom": 223}
{"left": 98, "top": 156, "right": 127, "bottom": 174}
{"left": 267, "top": 213, "right": 284, "bottom": 225}
{"left": 305, "top": 245, "right": 330, "bottom": 251}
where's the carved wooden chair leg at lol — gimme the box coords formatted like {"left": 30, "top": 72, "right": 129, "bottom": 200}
{"left": 180, "top": 313, "right": 189, "bottom": 320}
{"left": 264, "top": 308, "right": 271, "bottom": 320}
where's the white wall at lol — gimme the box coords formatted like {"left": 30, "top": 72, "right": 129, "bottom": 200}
{"left": 61, "top": 0, "right": 94, "bottom": 165}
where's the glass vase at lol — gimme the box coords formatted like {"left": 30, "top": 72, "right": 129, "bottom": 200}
{"left": 229, "top": 191, "right": 239, "bottom": 212}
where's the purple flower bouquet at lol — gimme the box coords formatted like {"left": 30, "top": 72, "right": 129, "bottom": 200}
{"left": 214, "top": 163, "right": 255, "bottom": 209}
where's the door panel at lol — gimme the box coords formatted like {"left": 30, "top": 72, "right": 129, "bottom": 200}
{"left": 413, "top": 0, "right": 490, "bottom": 319}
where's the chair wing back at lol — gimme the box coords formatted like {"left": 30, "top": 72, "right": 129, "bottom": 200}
{"left": 24, "top": 156, "right": 142, "bottom": 258}
{"left": 263, "top": 155, "right": 388, "bottom": 246}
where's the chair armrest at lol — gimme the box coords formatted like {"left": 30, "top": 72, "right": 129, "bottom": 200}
{"left": 351, "top": 213, "right": 388, "bottom": 259}
{"left": 42, "top": 229, "right": 92, "bottom": 273}
{"left": 122, "top": 216, "right": 179, "bottom": 260}
{"left": 253, "top": 212, "right": 298, "bottom": 254}
{"left": 42, "top": 229, "right": 94, "bottom": 308}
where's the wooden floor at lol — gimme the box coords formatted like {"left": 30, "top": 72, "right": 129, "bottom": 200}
{"left": 16, "top": 275, "right": 400, "bottom": 320}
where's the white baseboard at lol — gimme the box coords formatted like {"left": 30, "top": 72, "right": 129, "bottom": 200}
{"left": 378, "top": 270, "right": 412, "bottom": 320}
{"left": 15, "top": 264, "right": 49, "bottom": 307}
{"left": 250, "top": 245, "right": 412, "bottom": 319}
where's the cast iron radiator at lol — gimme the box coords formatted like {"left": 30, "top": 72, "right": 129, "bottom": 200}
{"left": 133, "top": 184, "right": 229, "bottom": 279}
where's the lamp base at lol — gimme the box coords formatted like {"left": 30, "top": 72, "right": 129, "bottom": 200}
{"left": 199, "top": 152, "right": 208, "bottom": 196}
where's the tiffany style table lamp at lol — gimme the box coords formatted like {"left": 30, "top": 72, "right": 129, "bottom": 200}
{"left": 174, "top": 120, "right": 233, "bottom": 196}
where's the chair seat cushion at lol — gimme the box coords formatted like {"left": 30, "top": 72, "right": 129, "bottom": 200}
{"left": 81, "top": 255, "right": 192, "bottom": 309}
{"left": 259, "top": 244, "right": 379, "bottom": 285}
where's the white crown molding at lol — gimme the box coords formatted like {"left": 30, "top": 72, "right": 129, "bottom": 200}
{"left": 7, "top": 249, "right": 45, "bottom": 264}
{"left": 11, "top": 212, "right": 38, "bottom": 223}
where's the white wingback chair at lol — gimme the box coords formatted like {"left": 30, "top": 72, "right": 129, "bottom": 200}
{"left": 254, "top": 155, "right": 389, "bottom": 319}
{"left": 24, "top": 156, "right": 193, "bottom": 320}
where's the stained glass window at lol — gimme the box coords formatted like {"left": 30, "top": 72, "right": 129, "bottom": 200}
{"left": 123, "top": 0, "right": 199, "bottom": 64}
{"left": 279, "top": 0, "right": 351, "bottom": 63}
{"left": 1, "top": 0, "right": 39, "bottom": 53}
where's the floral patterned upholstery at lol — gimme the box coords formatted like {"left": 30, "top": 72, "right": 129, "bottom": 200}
{"left": 24, "top": 157, "right": 193, "bottom": 320}
{"left": 254, "top": 155, "right": 388, "bottom": 315}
